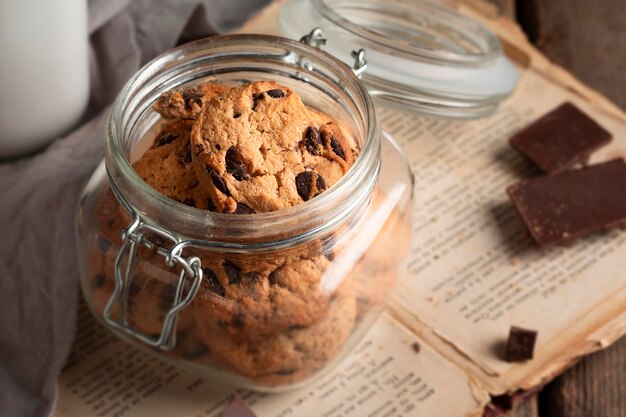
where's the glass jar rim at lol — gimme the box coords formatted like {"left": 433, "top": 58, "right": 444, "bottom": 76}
{"left": 279, "top": 0, "right": 520, "bottom": 119}
{"left": 312, "top": 0, "right": 501, "bottom": 66}
{"left": 105, "top": 34, "right": 381, "bottom": 249}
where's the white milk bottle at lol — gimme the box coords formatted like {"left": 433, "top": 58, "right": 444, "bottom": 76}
{"left": 0, "top": 0, "right": 89, "bottom": 158}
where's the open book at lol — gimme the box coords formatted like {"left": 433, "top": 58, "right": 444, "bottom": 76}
{"left": 54, "top": 2, "right": 626, "bottom": 416}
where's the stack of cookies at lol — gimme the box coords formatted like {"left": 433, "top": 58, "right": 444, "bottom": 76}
{"left": 88, "top": 81, "right": 367, "bottom": 385}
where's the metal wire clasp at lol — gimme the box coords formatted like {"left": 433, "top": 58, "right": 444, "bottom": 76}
{"left": 300, "top": 28, "right": 367, "bottom": 78}
{"left": 103, "top": 213, "right": 204, "bottom": 351}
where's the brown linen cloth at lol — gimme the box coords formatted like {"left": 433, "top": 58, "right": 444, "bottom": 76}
{"left": 0, "top": 0, "right": 269, "bottom": 415}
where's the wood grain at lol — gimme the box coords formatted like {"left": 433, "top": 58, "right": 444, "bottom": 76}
{"left": 539, "top": 337, "right": 626, "bottom": 417}
{"left": 527, "top": 0, "right": 626, "bottom": 109}
{"left": 511, "top": 400, "right": 539, "bottom": 417}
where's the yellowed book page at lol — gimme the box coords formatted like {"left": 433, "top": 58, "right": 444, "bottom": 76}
{"left": 384, "top": 65, "right": 626, "bottom": 392}
{"left": 54, "top": 306, "right": 487, "bottom": 417}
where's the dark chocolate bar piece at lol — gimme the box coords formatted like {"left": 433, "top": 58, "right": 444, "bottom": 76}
{"left": 221, "top": 397, "right": 256, "bottom": 417}
{"left": 510, "top": 102, "right": 612, "bottom": 173}
{"left": 507, "top": 158, "right": 626, "bottom": 247}
{"left": 505, "top": 326, "right": 538, "bottom": 362}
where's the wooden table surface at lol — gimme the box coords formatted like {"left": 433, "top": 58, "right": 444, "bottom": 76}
{"left": 489, "top": 1, "right": 626, "bottom": 416}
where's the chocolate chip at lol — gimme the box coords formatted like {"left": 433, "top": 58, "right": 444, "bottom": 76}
{"left": 296, "top": 171, "right": 314, "bottom": 201}
{"left": 96, "top": 235, "right": 111, "bottom": 252}
{"left": 225, "top": 147, "right": 248, "bottom": 181}
{"left": 295, "top": 171, "right": 326, "bottom": 201}
{"left": 128, "top": 279, "right": 143, "bottom": 298}
{"left": 246, "top": 272, "right": 262, "bottom": 283}
{"left": 158, "top": 291, "right": 172, "bottom": 311}
{"left": 203, "top": 268, "right": 225, "bottom": 297}
{"left": 329, "top": 134, "right": 346, "bottom": 160}
{"left": 301, "top": 126, "right": 322, "bottom": 155}
{"left": 289, "top": 324, "right": 307, "bottom": 331}
{"left": 268, "top": 270, "right": 277, "bottom": 285}
{"left": 154, "top": 133, "right": 178, "bottom": 148}
{"left": 206, "top": 199, "right": 216, "bottom": 211}
{"left": 182, "top": 90, "right": 203, "bottom": 110}
{"left": 178, "top": 143, "right": 192, "bottom": 164}
{"left": 412, "top": 342, "right": 421, "bottom": 353}
{"left": 183, "top": 198, "right": 195, "bottom": 207}
{"left": 223, "top": 260, "right": 242, "bottom": 284}
{"left": 232, "top": 314, "right": 245, "bottom": 327}
{"left": 233, "top": 112, "right": 241, "bottom": 119}
{"left": 233, "top": 203, "right": 255, "bottom": 214}
{"left": 208, "top": 168, "right": 231, "bottom": 196}
{"left": 316, "top": 175, "right": 326, "bottom": 191}
{"left": 265, "top": 89, "right": 285, "bottom": 98}
{"left": 93, "top": 273, "right": 105, "bottom": 288}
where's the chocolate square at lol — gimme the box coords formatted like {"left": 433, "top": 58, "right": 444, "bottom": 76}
{"left": 505, "top": 326, "right": 537, "bottom": 362}
{"left": 510, "top": 102, "right": 612, "bottom": 173}
{"left": 507, "top": 158, "right": 626, "bottom": 247}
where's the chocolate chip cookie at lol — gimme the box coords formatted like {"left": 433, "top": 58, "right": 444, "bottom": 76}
{"left": 133, "top": 119, "right": 215, "bottom": 210}
{"left": 190, "top": 81, "right": 355, "bottom": 213}
{"left": 191, "top": 252, "right": 340, "bottom": 337}
{"left": 195, "top": 290, "right": 356, "bottom": 384}
{"left": 153, "top": 82, "right": 228, "bottom": 119}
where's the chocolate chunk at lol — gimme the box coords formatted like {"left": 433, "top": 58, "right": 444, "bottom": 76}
{"left": 246, "top": 272, "right": 262, "bottom": 283}
{"left": 301, "top": 126, "right": 323, "bottom": 155}
{"left": 265, "top": 89, "right": 285, "bottom": 98}
{"left": 223, "top": 260, "right": 242, "bottom": 284}
{"left": 221, "top": 397, "right": 257, "bottom": 417}
{"left": 92, "top": 273, "right": 105, "bottom": 289}
{"left": 316, "top": 175, "right": 326, "bottom": 191}
{"left": 233, "top": 203, "right": 255, "bottom": 214}
{"left": 507, "top": 158, "right": 626, "bottom": 247}
{"left": 203, "top": 268, "right": 225, "bottom": 297}
{"left": 95, "top": 235, "right": 111, "bottom": 252}
{"left": 268, "top": 270, "right": 277, "bottom": 285}
{"left": 208, "top": 168, "right": 231, "bottom": 196}
{"left": 128, "top": 278, "right": 143, "bottom": 298}
{"left": 296, "top": 171, "right": 326, "bottom": 201}
{"left": 158, "top": 291, "right": 172, "bottom": 311}
{"left": 329, "top": 135, "right": 346, "bottom": 160}
{"left": 504, "top": 326, "right": 538, "bottom": 362}
{"left": 509, "top": 102, "right": 612, "bottom": 173}
{"left": 182, "top": 90, "right": 203, "bottom": 110}
{"left": 225, "top": 147, "right": 248, "bottom": 181}
{"left": 178, "top": 144, "right": 193, "bottom": 165}
{"left": 232, "top": 314, "right": 245, "bottom": 327}
{"left": 182, "top": 198, "right": 195, "bottom": 207}
{"left": 154, "top": 133, "right": 178, "bottom": 148}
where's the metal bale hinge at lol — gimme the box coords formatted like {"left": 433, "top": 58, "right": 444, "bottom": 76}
{"left": 300, "top": 27, "right": 368, "bottom": 78}
{"left": 104, "top": 212, "right": 204, "bottom": 351}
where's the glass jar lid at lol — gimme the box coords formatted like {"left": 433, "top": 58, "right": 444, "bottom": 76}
{"left": 279, "top": 0, "right": 519, "bottom": 119}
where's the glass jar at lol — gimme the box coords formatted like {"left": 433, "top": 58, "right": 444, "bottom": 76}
{"left": 279, "top": 0, "right": 519, "bottom": 119}
{"left": 75, "top": 34, "right": 414, "bottom": 391}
